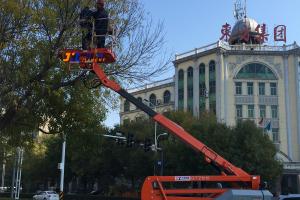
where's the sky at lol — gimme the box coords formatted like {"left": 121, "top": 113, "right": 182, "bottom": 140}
{"left": 104, "top": 0, "right": 300, "bottom": 128}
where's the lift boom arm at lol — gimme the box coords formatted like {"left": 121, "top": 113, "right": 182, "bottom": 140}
{"left": 92, "top": 63, "right": 260, "bottom": 189}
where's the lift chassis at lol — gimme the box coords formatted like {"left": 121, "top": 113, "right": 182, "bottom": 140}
{"left": 60, "top": 46, "right": 272, "bottom": 199}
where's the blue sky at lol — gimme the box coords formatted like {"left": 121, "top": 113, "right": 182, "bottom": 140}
{"left": 104, "top": 0, "right": 300, "bottom": 128}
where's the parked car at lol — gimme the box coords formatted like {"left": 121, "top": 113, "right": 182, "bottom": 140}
{"left": 275, "top": 194, "right": 300, "bottom": 200}
{"left": 33, "top": 191, "right": 59, "bottom": 200}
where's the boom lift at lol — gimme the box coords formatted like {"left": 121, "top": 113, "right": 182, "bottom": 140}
{"left": 60, "top": 21, "right": 273, "bottom": 200}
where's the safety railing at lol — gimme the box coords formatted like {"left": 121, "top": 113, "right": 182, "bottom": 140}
{"left": 175, "top": 40, "right": 299, "bottom": 60}
{"left": 128, "top": 77, "right": 174, "bottom": 93}
{"left": 91, "top": 18, "right": 117, "bottom": 50}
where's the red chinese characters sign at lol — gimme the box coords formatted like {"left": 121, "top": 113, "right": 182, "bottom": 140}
{"left": 274, "top": 25, "right": 286, "bottom": 42}
{"left": 219, "top": 23, "right": 287, "bottom": 43}
{"left": 255, "top": 23, "right": 269, "bottom": 43}
{"left": 220, "top": 23, "right": 231, "bottom": 42}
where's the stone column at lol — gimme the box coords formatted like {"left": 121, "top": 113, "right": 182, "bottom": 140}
{"left": 283, "top": 55, "right": 293, "bottom": 160}
{"left": 216, "top": 50, "right": 224, "bottom": 122}
{"left": 184, "top": 69, "right": 188, "bottom": 111}
{"left": 224, "top": 53, "right": 229, "bottom": 124}
{"left": 205, "top": 63, "right": 209, "bottom": 111}
{"left": 174, "top": 66, "right": 179, "bottom": 109}
{"left": 294, "top": 55, "right": 300, "bottom": 152}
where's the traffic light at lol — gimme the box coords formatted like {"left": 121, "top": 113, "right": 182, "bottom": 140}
{"left": 126, "top": 133, "right": 134, "bottom": 147}
{"left": 144, "top": 138, "right": 152, "bottom": 152}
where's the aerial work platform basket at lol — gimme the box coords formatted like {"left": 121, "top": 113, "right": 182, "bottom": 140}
{"left": 60, "top": 47, "right": 116, "bottom": 70}
{"left": 60, "top": 18, "right": 116, "bottom": 71}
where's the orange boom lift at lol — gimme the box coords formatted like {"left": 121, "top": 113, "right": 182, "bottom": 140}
{"left": 60, "top": 22, "right": 271, "bottom": 200}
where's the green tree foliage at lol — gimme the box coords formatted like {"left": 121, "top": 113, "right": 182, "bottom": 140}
{"left": 0, "top": 0, "right": 169, "bottom": 143}
{"left": 21, "top": 111, "right": 282, "bottom": 193}
{"left": 118, "top": 111, "right": 282, "bottom": 190}
{"left": 162, "top": 111, "right": 282, "bottom": 189}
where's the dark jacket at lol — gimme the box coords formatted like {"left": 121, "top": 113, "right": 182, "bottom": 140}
{"left": 80, "top": 7, "right": 93, "bottom": 29}
{"left": 93, "top": 8, "right": 108, "bottom": 34}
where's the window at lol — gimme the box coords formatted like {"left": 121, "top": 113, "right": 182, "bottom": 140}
{"left": 178, "top": 89, "right": 184, "bottom": 100}
{"left": 124, "top": 100, "right": 130, "bottom": 112}
{"left": 209, "top": 61, "right": 216, "bottom": 115}
{"left": 270, "top": 83, "right": 277, "bottom": 95}
{"left": 272, "top": 128, "right": 279, "bottom": 143}
{"left": 178, "top": 69, "right": 184, "bottom": 110}
{"left": 235, "top": 82, "right": 242, "bottom": 95}
{"left": 199, "top": 83, "right": 206, "bottom": 96}
{"left": 149, "top": 94, "right": 156, "bottom": 107}
{"left": 248, "top": 105, "right": 254, "bottom": 118}
{"left": 135, "top": 115, "right": 143, "bottom": 121}
{"left": 199, "top": 63, "right": 205, "bottom": 74}
{"left": 123, "top": 118, "right": 130, "bottom": 124}
{"left": 259, "top": 105, "right": 266, "bottom": 118}
{"left": 209, "top": 60, "right": 215, "bottom": 72}
{"left": 188, "top": 87, "right": 193, "bottom": 98}
{"left": 199, "top": 98, "right": 205, "bottom": 113}
{"left": 271, "top": 105, "right": 278, "bottom": 118}
{"left": 187, "top": 67, "right": 193, "bottom": 78}
{"left": 236, "top": 63, "right": 276, "bottom": 80}
{"left": 188, "top": 105, "right": 193, "bottom": 113}
{"left": 199, "top": 63, "right": 206, "bottom": 90}
{"left": 209, "top": 101, "right": 216, "bottom": 114}
{"left": 236, "top": 105, "right": 243, "bottom": 118}
{"left": 178, "top": 69, "right": 184, "bottom": 80}
{"left": 187, "top": 67, "right": 193, "bottom": 112}
{"left": 259, "top": 82, "right": 265, "bottom": 95}
{"left": 247, "top": 82, "right": 253, "bottom": 95}
{"left": 137, "top": 97, "right": 142, "bottom": 102}
{"left": 209, "top": 81, "right": 216, "bottom": 94}
{"left": 163, "top": 90, "right": 171, "bottom": 104}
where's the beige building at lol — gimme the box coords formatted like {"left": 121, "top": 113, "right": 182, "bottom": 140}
{"left": 120, "top": 78, "right": 174, "bottom": 123}
{"left": 120, "top": 17, "right": 300, "bottom": 192}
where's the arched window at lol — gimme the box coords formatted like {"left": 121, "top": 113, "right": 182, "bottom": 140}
{"left": 137, "top": 97, "right": 142, "bottom": 102}
{"left": 149, "top": 94, "right": 156, "bottom": 107}
{"left": 187, "top": 67, "right": 193, "bottom": 113}
{"left": 209, "top": 60, "right": 216, "bottom": 72}
{"left": 123, "top": 117, "right": 130, "bottom": 124}
{"left": 187, "top": 67, "right": 193, "bottom": 78}
{"left": 163, "top": 90, "right": 171, "bottom": 104}
{"left": 199, "top": 63, "right": 206, "bottom": 113}
{"left": 178, "top": 69, "right": 184, "bottom": 80}
{"left": 135, "top": 114, "right": 144, "bottom": 121}
{"left": 124, "top": 100, "right": 130, "bottom": 112}
{"left": 199, "top": 63, "right": 205, "bottom": 75}
{"left": 209, "top": 60, "right": 216, "bottom": 114}
{"left": 178, "top": 69, "right": 184, "bottom": 110}
{"left": 236, "top": 63, "right": 277, "bottom": 80}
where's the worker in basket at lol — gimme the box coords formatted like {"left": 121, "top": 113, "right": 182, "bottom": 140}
{"left": 79, "top": 6, "right": 93, "bottom": 50}
{"left": 93, "top": 0, "right": 110, "bottom": 48}
{"left": 80, "top": 0, "right": 112, "bottom": 49}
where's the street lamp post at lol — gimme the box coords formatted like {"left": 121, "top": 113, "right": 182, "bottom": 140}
{"left": 59, "top": 134, "right": 66, "bottom": 200}
{"left": 156, "top": 133, "right": 168, "bottom": 176}
{"left": 143, "top": 99, "right": 158, "bottom": 150}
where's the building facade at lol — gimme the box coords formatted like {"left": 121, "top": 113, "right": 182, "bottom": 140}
{"left": 120, "top": 78, "right": 175, "bottom": 123}
{"left": 119, "top": 17, "right": 300, "bottom": 192}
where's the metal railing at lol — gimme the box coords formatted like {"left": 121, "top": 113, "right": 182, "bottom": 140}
{"left": 91, "top": 18, "right": 117, "bottom": 50}
{"left": 128, "top": 77, "right": 174, "bottom": 93}
{"left": 175, "top": 40, "right": 299, "bottom": 60}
